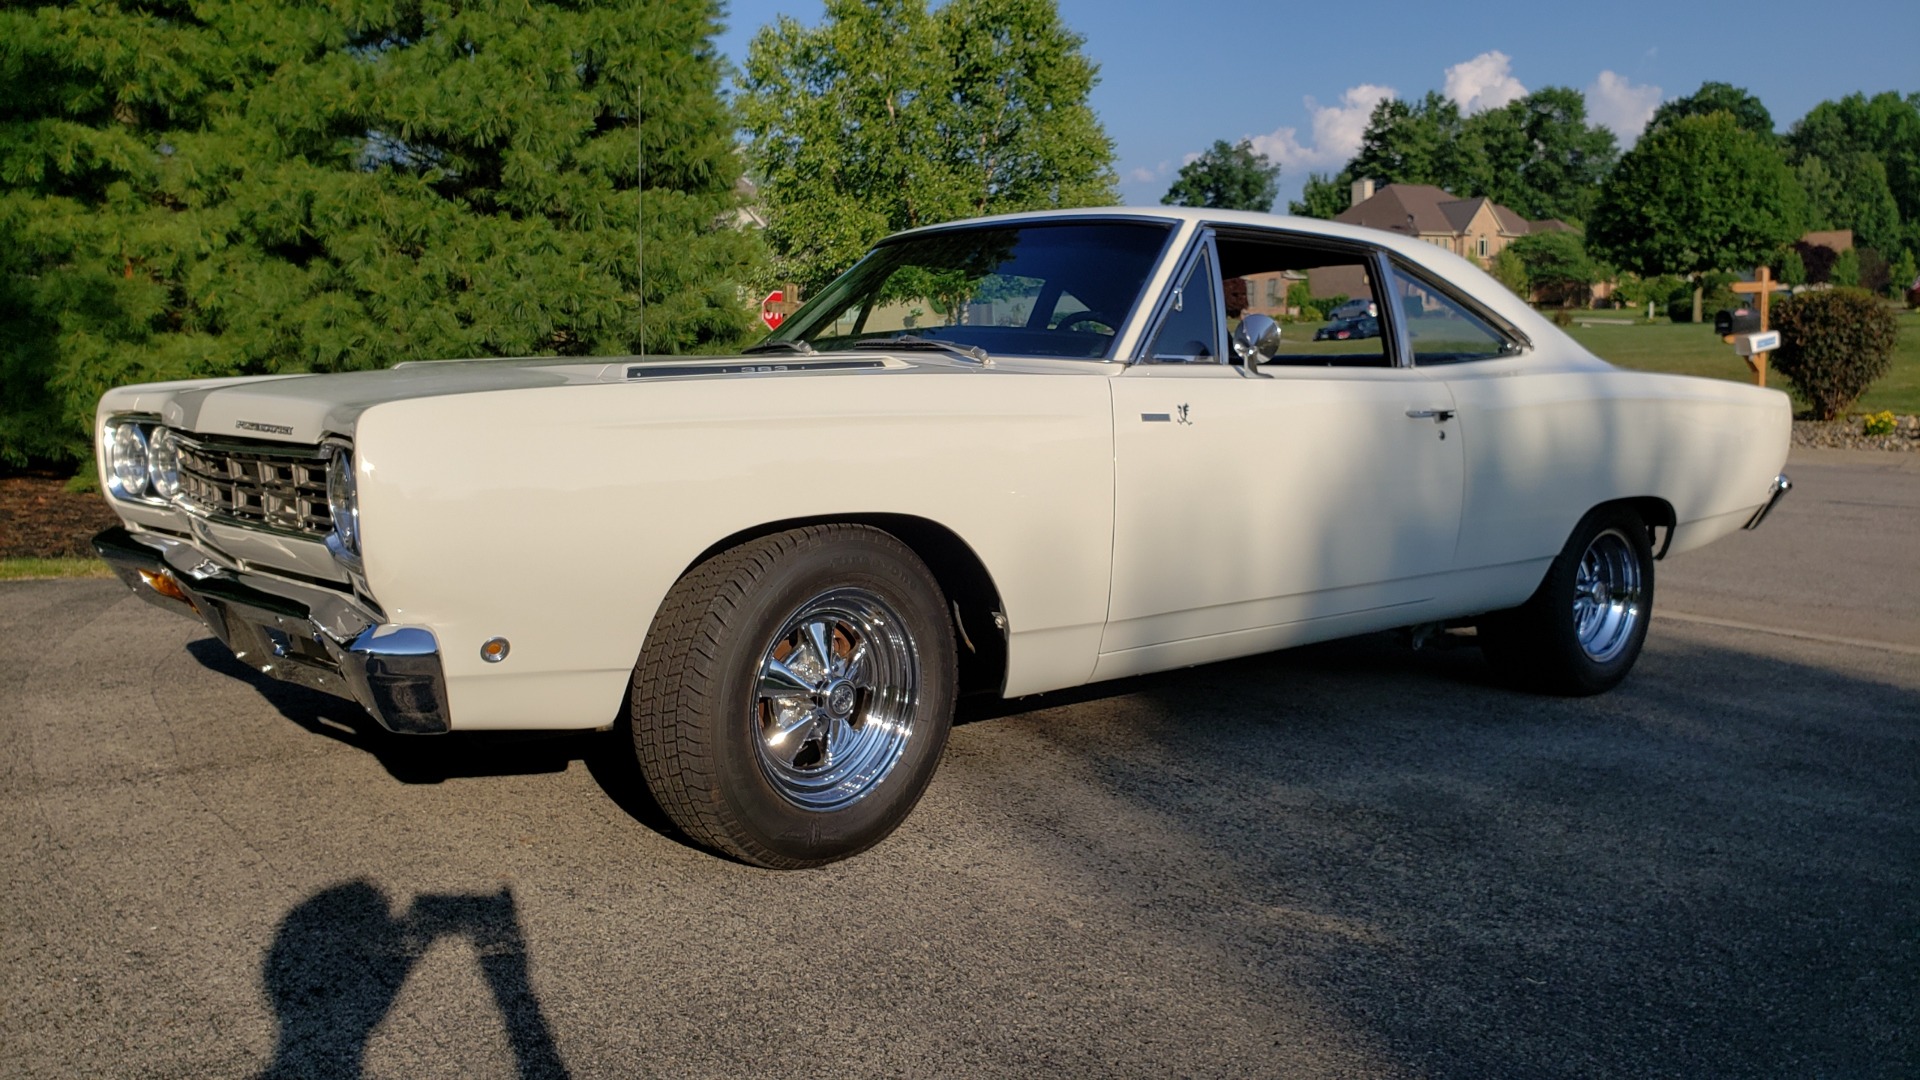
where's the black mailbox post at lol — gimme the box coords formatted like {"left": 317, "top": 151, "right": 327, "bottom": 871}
{"left": 1714, "top": 307, "right": 1761, "bottom": 336}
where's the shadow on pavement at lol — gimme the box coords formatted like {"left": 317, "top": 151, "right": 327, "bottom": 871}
{"left": 952, "top": 628, "right": 1919, "bottom": 1078}
{"left": 260, "top": 882, "right": 568, "bottom": 1079}
{"left": 184, "top": 638, "right": 690, "bottom": 846}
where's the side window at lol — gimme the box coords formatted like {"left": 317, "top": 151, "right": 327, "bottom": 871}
{"left": 1144, "top": 247, "right": 1220, "bottom": 363}
{"left": 1215, "top": 232, "right": 1388, "bottom": 368}
{"left": 1386, "top": 262, "right": 1518, "bottom": 364}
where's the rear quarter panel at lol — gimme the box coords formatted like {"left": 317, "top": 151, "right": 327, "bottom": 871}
{"left": 1448, "top": 360, "right": 1791, "bottom": 601}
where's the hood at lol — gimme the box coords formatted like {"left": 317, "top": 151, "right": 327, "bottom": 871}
{"left": 127, "top": 353, "right": 925, "bottom": 445}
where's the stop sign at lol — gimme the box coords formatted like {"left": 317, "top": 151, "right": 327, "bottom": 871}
{"left": 760, "top": 290, "right": 785, "bottom": 331}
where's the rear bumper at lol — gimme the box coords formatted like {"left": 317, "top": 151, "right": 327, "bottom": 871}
{"left": 1744, "top": 473, "right": 1791, "bottom": 530}
{"left": 92, "top": 527, "right": 451, "bottom": 734}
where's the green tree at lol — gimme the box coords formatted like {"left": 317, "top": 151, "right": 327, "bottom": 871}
{"left": 1589, "top": 113, "right": 1805, "bottom": 322}
{"left": 1347, "top": 92, "right": 1473, "bottom": 191}
{"left": 1465, "top": 87, "right": 1619, "bottom": 222}
{"left": 739, "top": 0, "right": 1116, "bottom": 292}
{"left": 1331, "top": 87, "right": 1615, "bottom": 223}
{"left": 1508, "top": 230, "right": 1599, "bottom": 307}
{"left": 1, "top": 0, "right": 760, "bottom": 467}
{"left": 1288, "top": 171, "right": 1348, "bottom": 218}
{"left": 1162, "top": 138, "right": 1280, "bottom": 211}
{"left": 1645, "top": 81, "right": 1776, "bottom": 141}
{"left": 1787, "top": 92, "right": 1920, "bottom": 253}
{"left": 1794, "top": 151, "right": 1901, "bottom": 251}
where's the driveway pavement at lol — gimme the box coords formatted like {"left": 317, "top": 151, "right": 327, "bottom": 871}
{"left": 1, "top": 446, "right": 1913, "bottom": 1079}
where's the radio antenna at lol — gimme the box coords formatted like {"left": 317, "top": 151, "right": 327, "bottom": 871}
{"left": 645, "top": 77, "right": 652, "bottom": 361}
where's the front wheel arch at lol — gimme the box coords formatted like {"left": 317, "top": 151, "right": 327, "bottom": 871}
{"left": 676, "top": 513, "right": 1008, "bottom": 697}
{"left": 631, "top": 523, "right": 959, "bottom": 867}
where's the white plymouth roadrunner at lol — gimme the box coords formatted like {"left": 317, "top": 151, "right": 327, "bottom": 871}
{"left": 92, "top": 208, "right": 1791, "bottom": 867}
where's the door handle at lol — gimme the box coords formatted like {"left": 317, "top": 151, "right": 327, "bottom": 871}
{"left": 1405, "top": 408, "right": 1456, "bottom": 422}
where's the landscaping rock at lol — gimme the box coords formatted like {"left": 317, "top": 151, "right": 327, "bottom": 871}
{"left": 1790, "top": 414, "right": 1920, "bottom": 452}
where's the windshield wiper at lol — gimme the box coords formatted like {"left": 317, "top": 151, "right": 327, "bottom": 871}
{"left": 847, "top": 335, "right": 991, "bottom": 365}
{"left": 740, "top": 339, "right": 815, "bottom": 355}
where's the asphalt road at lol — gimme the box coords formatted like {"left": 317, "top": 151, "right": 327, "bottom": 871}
{"left": 3, "top": 447, "right": 1914, "bottom": 1079}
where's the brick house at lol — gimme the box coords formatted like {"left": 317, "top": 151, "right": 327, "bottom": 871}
{"left": 1303, "top": 180, "right": 1606, "bottom": 307}
{"left": 1336, "top": 179, "right": 1536, "bottom": 265}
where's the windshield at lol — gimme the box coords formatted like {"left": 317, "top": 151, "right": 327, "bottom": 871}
{"left": 762, "top": 221, "right": 1174, "bottom": 360}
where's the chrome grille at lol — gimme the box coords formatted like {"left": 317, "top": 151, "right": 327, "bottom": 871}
{"left": 175, "top": 436, "right": 333, "bottom": 538}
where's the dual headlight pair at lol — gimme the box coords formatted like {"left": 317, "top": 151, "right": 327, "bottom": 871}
{"left": 102, "top": 419, "right": 361, "bottom": 557}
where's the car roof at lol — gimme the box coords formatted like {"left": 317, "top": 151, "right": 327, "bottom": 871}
{"left": 891, "top": 206, "right": 1558, "bottom": 345}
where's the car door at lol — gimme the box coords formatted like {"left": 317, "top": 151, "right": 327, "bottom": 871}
{"left": 1099, "top": 229, "right": 1466, "bottom": 678}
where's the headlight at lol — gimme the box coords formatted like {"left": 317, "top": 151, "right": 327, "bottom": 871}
{"left": 149, "top": 427, "right": 181, "bottom": 500}
{"left": 107, "top": 422, "right": 151, "bottom": 500}
{"left": 327, "top": 448, "right": 360, "bottom": 555}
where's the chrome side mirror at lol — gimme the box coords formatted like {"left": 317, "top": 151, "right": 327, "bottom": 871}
{"left": 1231, "top": 314, "right": 1281, "bottom": 368}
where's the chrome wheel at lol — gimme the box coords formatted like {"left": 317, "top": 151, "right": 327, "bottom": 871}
{"left": 1571, "top": 527, "right": 1643, "bottom": 663}
{"left": 751, "top": 588, "right": 919, "bottom": 811}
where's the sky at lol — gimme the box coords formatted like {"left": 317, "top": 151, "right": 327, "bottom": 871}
{"left": 711, "top": 0, "right": 1920, "bottom": 210}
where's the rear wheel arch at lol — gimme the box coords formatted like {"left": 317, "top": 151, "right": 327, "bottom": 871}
{"left": 1611, "top": 495, "right": 1676, "bottom": 559}
{"left": 1478, "top": 501, "right": 1656, "bottom": 695}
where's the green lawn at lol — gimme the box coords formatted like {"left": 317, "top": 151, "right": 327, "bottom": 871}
{"left": 1562, "top": 307, "right": 1920, "bottom": 415}
{"left": 0, "top": 557, "right": 114, "bottom": 581}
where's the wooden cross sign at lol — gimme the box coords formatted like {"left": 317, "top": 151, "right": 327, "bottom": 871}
{"left": 1729, "top": 266, "right": 1788, "bottom": 387}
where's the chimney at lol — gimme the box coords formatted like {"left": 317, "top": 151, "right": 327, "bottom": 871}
{"left": 1351, "top": 178, "right": 1376, "bottom": 207}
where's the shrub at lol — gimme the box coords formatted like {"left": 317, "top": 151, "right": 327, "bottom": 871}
{"left": 1831, "top": 248, "right": 1861, "bottom": 287}
{"left": 1890, "top": 249, "right": 1918, "bottom": 303}
{"left": 1490, "top": 247, "right": 1529, "bottom": 297}
{"left": 1861, "top": 410, "right": 1896, "bottom": 437}
{"left": 1779, "top": 249, "right": 1808, "bottom": 286}
{"left": 1858, "top": 247, "right": 1890, "bottom": 295}
{"left": 1770, "top": 288, "right": 1899, "bottom": 419}
{"left": 1551, "top": 309, "right": 1575, "bottom": 327}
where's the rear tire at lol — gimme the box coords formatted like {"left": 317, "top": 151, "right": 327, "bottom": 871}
{"left": 631, "top": 525, "right": 955, "bottom": 868}
{"left": 1479, "top": 505, "right": 1654, "bottom": 696}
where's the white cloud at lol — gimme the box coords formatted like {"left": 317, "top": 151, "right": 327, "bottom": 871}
{"left": 1444, "top": 51, "right": 1527, "bottom": 114}
{"left": 1586, "top": 70, "right": 1662, "bottom": 144}
{"left": 1248, "top": 83, "right": 1395, "bottom": 171}
{"left": 1125, "top": 164, "right": 1162, "bottom": 184}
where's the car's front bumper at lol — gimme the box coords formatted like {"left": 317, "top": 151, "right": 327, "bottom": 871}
{"left": 92, "top": 526, "right": 451, "bottom": 734}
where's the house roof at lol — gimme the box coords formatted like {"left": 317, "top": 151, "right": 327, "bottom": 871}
{"left": 1335, "top": 183, "right": 1534, "bottom": 239}
{"left": 1334, "top": 183, "right": 1458, "bottom": 235}
{"left": 1798, "top": 229, "right": 1854, "bottom": 253}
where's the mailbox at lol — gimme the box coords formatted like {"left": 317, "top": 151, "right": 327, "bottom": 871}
{"left": 1733, "top": 330, "right": 1780, "bottom": 356}
{"left": 1714, "top": 307, "right": 1761, "bottom": 335}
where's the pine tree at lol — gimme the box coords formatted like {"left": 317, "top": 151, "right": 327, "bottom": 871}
{"left": 1, "top": 0, "right": 763, "bottom": 467}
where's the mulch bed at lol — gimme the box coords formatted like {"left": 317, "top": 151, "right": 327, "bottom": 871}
{"left": 0, "top": 473, "right": 123, "bottom": 558}
{"left": 1792, "top": 414, "right": 1920, "bottom": 452}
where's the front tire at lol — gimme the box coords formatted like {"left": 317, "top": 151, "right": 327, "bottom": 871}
{"left": 1478, "top": 506, "right": 1655, "bottom": 696}
{"left": 631, "top": 525, "right": 956, "bottom": 868}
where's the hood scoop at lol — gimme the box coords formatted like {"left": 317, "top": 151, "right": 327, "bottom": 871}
{"left": 626, "top": 359, "right": 889, "bottom": 380}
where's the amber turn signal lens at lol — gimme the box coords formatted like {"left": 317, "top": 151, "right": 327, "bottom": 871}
{"left": 139, "top": 570, "right": 195, "bottom": 609}
{"left": 480, "top": 637, "right": 510, "bottom": 663}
